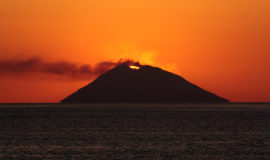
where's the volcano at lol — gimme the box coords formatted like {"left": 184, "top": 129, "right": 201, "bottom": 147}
{"left": 61, "top": 62, "right": 229, "bottom": 103}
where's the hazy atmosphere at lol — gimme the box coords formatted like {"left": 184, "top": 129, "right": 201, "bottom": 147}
{"left": 1, "top": 0, "right": 270, "bottom": 102}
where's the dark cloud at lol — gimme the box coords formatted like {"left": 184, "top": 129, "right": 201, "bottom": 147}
{"left": 0, "top": 57, "right": 117, "bottom": 80}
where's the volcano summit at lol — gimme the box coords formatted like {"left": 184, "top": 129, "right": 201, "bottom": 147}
{"left": 61, "top": 62, "right": 229, "bottom": 103}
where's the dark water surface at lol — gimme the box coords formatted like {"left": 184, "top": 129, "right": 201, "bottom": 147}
{"left": 0, "top": 103, "right": 269, "bottom": 160}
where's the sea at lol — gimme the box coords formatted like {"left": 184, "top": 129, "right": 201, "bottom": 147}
{"left": 0, "top": 103, "right": 269, "bottom": 160}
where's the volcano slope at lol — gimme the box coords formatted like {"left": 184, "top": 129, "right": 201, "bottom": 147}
{"left": 61, "top": 63, "right": 228, "bottom": 103}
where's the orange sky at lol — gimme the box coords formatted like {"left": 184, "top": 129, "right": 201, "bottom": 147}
{"left": 0, "top": 0, "right": 270, "bottom": 102}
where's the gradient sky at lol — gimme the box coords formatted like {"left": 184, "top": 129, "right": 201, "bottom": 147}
{"left": 0, "top": 0, "right": 270, "bottom": 102}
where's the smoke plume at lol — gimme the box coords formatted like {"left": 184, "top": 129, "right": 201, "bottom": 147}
{"left": 0, "top": 57, "right": 117, "bottom": 80}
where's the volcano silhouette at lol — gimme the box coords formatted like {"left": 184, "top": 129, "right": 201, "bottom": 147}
{"left": 61, "top": 63, "right": 229, "bottom": 103}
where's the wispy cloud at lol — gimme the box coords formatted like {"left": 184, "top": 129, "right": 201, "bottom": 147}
{"left": 0, "top": 57, "right": 117, "bottom": 80}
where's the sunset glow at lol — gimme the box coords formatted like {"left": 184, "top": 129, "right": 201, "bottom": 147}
{"left": 129, "top": 65, "right": 140, "bottom": 70}
{"left": 0, "top": 0, "right": 270, "bottom": 102}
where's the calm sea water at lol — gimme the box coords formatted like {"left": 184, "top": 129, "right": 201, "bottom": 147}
{"left": 0, "top": 103, "right": 269, "bottom": 160}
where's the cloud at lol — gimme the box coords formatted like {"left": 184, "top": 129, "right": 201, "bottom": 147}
{"left": 0, "top": 57, "right": 117, "bottom": 80}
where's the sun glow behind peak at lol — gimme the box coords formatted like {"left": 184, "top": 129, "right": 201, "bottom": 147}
{"left": 129, "top": 65, "right": 140, "bottom": 70}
